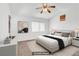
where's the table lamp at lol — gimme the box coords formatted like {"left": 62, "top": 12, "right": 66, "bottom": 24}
{"left": 75, "top": 28, "right": 79, "bottom": 38}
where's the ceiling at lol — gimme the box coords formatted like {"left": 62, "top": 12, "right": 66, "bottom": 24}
{"left": 8, "top": 3, "right": 79, "bottom": 19}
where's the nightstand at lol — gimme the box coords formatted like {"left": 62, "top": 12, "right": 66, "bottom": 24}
{"left": 72, "top": 37, "right": 79, "bottom": 47}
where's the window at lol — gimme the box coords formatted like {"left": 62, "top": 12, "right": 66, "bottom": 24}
{"left": 32, "top": 22, "right": 45, "bottom": 32}
{"left": 32, "top": 22, "right": 39, "bottom": 32}
{"left": 39, "top": 23, "right": 45, "bottom": 32}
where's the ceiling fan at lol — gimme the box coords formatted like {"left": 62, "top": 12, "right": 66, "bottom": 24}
{"left": 36, "top": 3, "right": 56, "bottom": 13}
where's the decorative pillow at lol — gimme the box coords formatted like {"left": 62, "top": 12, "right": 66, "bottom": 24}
{"left": 51, "top": 32, "right": 55, "bottom": 35}
{"left": 54, "top": 33, "right": 62, "bottom": 36}
{"left": 61, "top": 33, "right": 70, "bottom": 37}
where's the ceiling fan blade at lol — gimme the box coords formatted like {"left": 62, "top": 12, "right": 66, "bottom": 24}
{"left": 47, "top": 9, "right": 51, "bottom": 13}
{"left": 36, "top": 7, "right": 42, "bottom": 9}
{"left": 50, "top": 6, "right": 56, "bottom": 8}
{"left": 40, "top": 10, "right": 43, "bottom": 13}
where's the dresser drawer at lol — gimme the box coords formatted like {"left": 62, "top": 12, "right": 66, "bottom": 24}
{"left": 72, "top": 40, "right": 79, "bottom": 47}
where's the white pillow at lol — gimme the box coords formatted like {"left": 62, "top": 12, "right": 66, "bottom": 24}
{"left": 54, "top": 33, "right": 62, "bottom": 36}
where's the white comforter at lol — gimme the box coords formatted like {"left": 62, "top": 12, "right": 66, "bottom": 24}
{"left": 36, "top": 35, "right": 72, "bottom": 53}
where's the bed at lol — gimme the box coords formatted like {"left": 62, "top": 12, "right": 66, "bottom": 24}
{"left": 36, "top": 31, "right": 74, "bottom": 53}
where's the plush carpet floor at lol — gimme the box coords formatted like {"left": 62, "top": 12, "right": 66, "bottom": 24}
{"left": 17, "top": 40, "right": 79, "bottom": 56}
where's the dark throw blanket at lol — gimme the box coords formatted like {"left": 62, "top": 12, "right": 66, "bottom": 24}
{"left": 43, "top": 35, "right": 65, "bottom": 50}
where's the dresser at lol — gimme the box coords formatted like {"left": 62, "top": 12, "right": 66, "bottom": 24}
{"left": 72, "top": 37, "right": 79, "bottom": 47}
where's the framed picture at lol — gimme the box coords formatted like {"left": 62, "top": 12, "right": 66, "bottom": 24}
{"left": 17, "top": 21, "right": 28, "bottom": 33}
{"left": 60, "top": 14, "right": 66, "bottom": 21}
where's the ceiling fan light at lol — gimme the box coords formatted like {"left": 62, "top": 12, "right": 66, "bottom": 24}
{"left": 36, "top": 3, "right": 55, "bottom": 13}
{"left": 43, "top": 8, "right": 47, "bottom": 12}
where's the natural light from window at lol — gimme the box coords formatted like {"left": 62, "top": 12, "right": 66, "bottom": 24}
{"left": 32, "top": 22, "right": 45, "bottom": 32}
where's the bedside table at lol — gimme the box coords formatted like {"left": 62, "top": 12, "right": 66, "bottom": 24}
{"left": 72, "top": 37, "right": 79, "bottom": 47}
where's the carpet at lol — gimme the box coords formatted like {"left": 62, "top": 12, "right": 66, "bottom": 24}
{"left": 17, "top": 40, "right": 79, "bottom": 56}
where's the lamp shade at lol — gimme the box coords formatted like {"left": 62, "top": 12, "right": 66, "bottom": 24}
{"left": 75, "top": 28, "right": 79, "bottom": 37}
{"left": 75, "top": 28, "right": 79, "bottom": 32}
